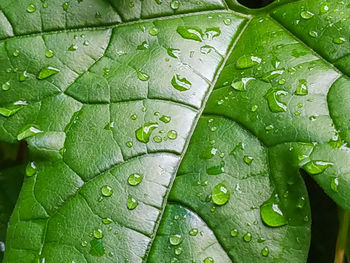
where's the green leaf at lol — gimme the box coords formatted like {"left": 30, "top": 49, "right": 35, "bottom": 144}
{"left": 1, "top": 0, "right": 350, "bottom": 262}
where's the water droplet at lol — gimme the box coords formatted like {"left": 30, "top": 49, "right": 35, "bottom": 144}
{"left": 62, "top": 2, "right": 69, "bottom": 11}
{"left": 309, "top": 30, "right": 318, "bottom": 38}
{"left": 235, "top": 55, "right": 262, "bottom": 69}
{"left": 127, "top": 195, "right": 138, "bottom": 210}
{"left": 203, "top": 257, "right": 214, "bottom": 263}
{"left": 159, "top": 115, "right": 171, "bottom": 123}
{"left": 26, "top": 162, "right": 37, "bottom": 177}
{"left": 224, "top": 18, "right": 232, "bottom": 25}
{"left": 333, "top": 37, "right": 346, "bottom": 44}
{"left": 126, "top": 141, "right": 133, "bottom": 148}
{"left": 168, "top": 130, "right": 178, "bottom": 140}
{"left": 81, "top": 240, "right": 88, "bottom": 247}
{"left": 296, "top": 196, "right": 305, "bottom": 208}
{"left": 153, "top": 136, "right": 162, "bottom": 143}
{"left": 149, "top": 27, "right": 159, "bottom": 36}
{"left": 19, "top": 71, "right": 29, "bottom": 82}
{"left": 167, "top": 48, "right": 181, "bottom": 58}
{"left": 104, "top": 121, "right": 114, "bottom": 130}
{"left": 303, "top": 160, "right": 333, "bottom": 175}
{"left": 260, "top": 193, "right": 287, "bottom": 227}
{"left": 212, "top": 183, "right": 229, "bottom": 206}
{"left": 137, "top": 41, "right": 149, "bottom": 50}
{"left": 68, "top": 44, "right": 78, "bottom": 51}
{"left": 295, "top": 79, "right": 308, "bottom": 95}
{"left": 177, "top": 26, "right": 203, "bottom": 42}
{"left": 102, "top": 218, "right": 113, "bottom": 224}
{"left": 261, "top": 247, "right": 269, "bottom": 257}
{"left": 189, "top": 228, "right": 198, "bottom": 236}
{"left": 26, "top": 4, "right": 36, "bottom": 13}
{"left": 175, "top": 247, "right": 183, "bottom": 255}
{"left": 231, "top": 77, "right": 254, "bottom": 91}
{"left": 89, "top": 240, "right": 105, "bottom": 257}
{"left": 251, "top": 105, "right": 258, "bottom": 112}
{"left": 136, "top": 122, "right": 158, "bottom": 143}
{"left": 300, "top": 10, "right": 314, "bottom": 19}
{"left": 0, "top": 104, "right": 24, "bottom": 117}
{"left": 243, "top": 156, "right": 254, "bottom": 165}
{"left": 170, "top": 0, "right": 180, "bottom": 10}
{"left": 230, "top": 229, "right": 238, "bottom": 237}
{"left": 206, "top": 161, "right": 225, "bottom": 175}
{"left": 136, "top": 70, "right": 150, "bottom": 81}
{"left": 262, "top": 69, "right": 284, "bottom": 82}
{"left": 13, "top": 49, "right": 20, "bottom": 57}
{"left": 169, "top": 234, "right": 183, "bottom": 245}
{"left": 243, "top": 232, "right": 252, "bottom": 242}
{"left": 320, "top": 3, "right": 329, "bottom": 13}
{"left": 17, "top": 125, "right": 43, "bottom": 141}
{"left": 265, "top": 88, "right": 288, "bottom": 112}
{"left": 93, "top": 228, "right": 104, "bottom": 239}
{"left": 128, "top": 173, "right": 143, "bottom": 186}
{"left": 101, "top": 185, "right": 114, "bottom": 197}
{"left": 331, "top": 177, "right": 339, "bottom": 192}
{"left": 37, "top": 66, "right": 60, "bottom": 79}
{"left": 171, "top": 74, "right": 192, "bottom": 91}
{"left": 200, "top": 146, "right": 217, "bottom": 159}
{"left": 45, "top": 49, "right": 54, "bottom": 58}
{"left": 2, "top": 81, "right": 10, "bottom": 91}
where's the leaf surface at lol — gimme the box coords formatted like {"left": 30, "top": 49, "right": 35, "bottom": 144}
{"left": 1, "top": 0, "right": 350, "bottom": 262}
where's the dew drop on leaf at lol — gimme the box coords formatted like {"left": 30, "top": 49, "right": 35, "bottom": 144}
{"left": 203, "top": 257, "right": 214, "bottom": 263}
{"left": 136, "top": 70, "right": 150, "bottom": 81}
{"left": 260, "top": 193, "right": 287, "bottom": 227}
{"left": 265, "top": 88, "right": 288, "bottom": 112}
{"left": 231, "top": 77, "right": 254, "bottom": 91}
{"left": 101, "top": 185, "right": 114, "bottom": 197}
{"left": 167, "top": 48, "right": 181, "bottom": 58}
{"left": 17, "top": 125, "right": 43, "bottom": 141}
{"left": 235, "top": 55, "right": 262, "bottom": 69}
{"left": 295, "top": 79, "right": 308, "bottom": 95}
{"left": 93, "top": 228, "right": 104, "bottom": 239}
{"left": 169, "top": 234, "right": 183, "bottom": 245}
{"left": 37, "top": 66, "right": 60, "bottom": 79}
{"left": 128, "top": 173, "right": 143, "bottom": 186}
{"left": 331, "top": 177, "right": 339, "bottom": 192}
{"left": 212, "top": 183, "right": 230, "bottom": 205}
{"left": 171, "top": 74, "right": 192, "bottom": 91}
{"left": 189, "top": 228, "right": 198, "bottom": 236}
{"left": 159, "top": 115, "right": 171, "bottom": 123}
{"left": 2, "top": 81, "right": 10, "bottom": 91}
{"left": 177, "top": 26, "right": 203, "bottom": 42}
{"left": 135, "top": 122, "right": 159, "bottom": 143}
{"left": 230, "top": 229, "right": 238, "bottom": 237}
{"left": 261, "top": 247, "right": 269, "bottom": 257}
{"left": 243, "top": 232, "right": 252, "bottom": 242}
{"left": 127, "top": 195, "right": 138, "bottom": 210}
{"left": 167, "top": 130, "right": 178, "bottom": 140}
{"left": 26, "top": 4, "right": 36, "bottom": 13}
{"left": 303, "top": 160, "right": 333, "bottom": 175}
{"left": 206, "top": 161, "right": 225, "bottom": 175}
{"left": 26, "top": 162, "right": 37, "bottom": 177}
{"left": 300, "top": 10, "right": 314, "bottom": 19}
{"left": 0, "top": 104, "right": 23, "bottom": 117}
{"left": 170, "top": 0, "right": 180, "bottom": 10}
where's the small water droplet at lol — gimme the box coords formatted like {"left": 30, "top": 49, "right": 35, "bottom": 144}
{"left": 212, "top": 183, "right": 229, "bottom": 206}
{"left": 309, "top": 30, "right": 318, "bottom": 38}
{"left": 303, "top": 160, "right": 333, "bottom": 175}
{"left": 127, "top": 195, "right": 138, "bottom": 210}
{"left": 13, "top": 49, "right": 20, "bottom": 57}
{"left": 62, "top": 2, "right": 69, "bottom": 11}
{"left": 243, "top": 156, "right": 254, "bottom": 165}
{"left": 136, "top": 122, "right": 158, "bottom": 143}
{"left": 243, "top": 232, "right": 252, "bottom": 242}
{"left": 170, "top": 0, "right": 180, "bottom": 10}
{"left": 128, "top": 173, "right": 143, "bottom": 186}
{"left": 169, "top": 234, "right": 183, "bottom": 245}
{"left": 175, "top": 247, "right": 183, "bottom": 255}
{"left": 206, "top": 161, "right": 225, "bottom": 175}
{"left": 149, "top": 27, "right": 159, "bottom": 36}
{"left": 45, "top": 49, "right": 54, "bottom": 58}
{"left": 224, "top": 18, "right": 232, "bottom": 25}
{"left": 171, "top": 74, "right": 192, "bottom": 91}
{"left": 101, "top": 185, "right": 114, "bottom": 197}
{"left": 126, "top": 141, "right": 133, "bottom": 148}
{"left": 261, "top": 247, "right": 269, "bottom": 257}
{"left": 262, "top": 69, "right": 284, "bottom": 82}
{"left": 167, "top": 130, "right": 177, "bottom": 140}
{"left": 136, "top": 70, "right": 150, "bottom": 81}
{"left": 203, "top": 257, "right": 214, "bottom": 263}
{"left": 320, "top": 3, "right": 329, "bottom": 13}
{"left": 265, "top": 88, "right": 288, "bottom": 112}
{"left": 102, "top": 218, "right": 113, "bottom": 224}
{"left": 19, "top": 70, "right": 29, "bottom": 82}
{"left": 93, "top": 228, "right": 104, "bottom": 239}
{"left": 37, "top": 66, "right": 60, "bottom": 79}
{"left": 137, "top": 41, "right": 149, "bottom": 50}
{"left": 159, "top": 115, "right": 171, "bottom": 123}
{"left": 68, "top": 44, "right": 78, "bottom": 51}
{"left": 167, "top": 48, "right": 181, "bottom": 58}
{"left": 26, "top": 4, "right": 36, "bottom": 13}
{"left": 300, "top": 10, "right": 314, "bottom": 19}
{"left": 26, "top": 162, "right": 37, "bottom": 177}
{"left": 189, "top": 228, "right": 198, "bottom": 236}
{"left": 333, "top": 37, "right": 346, "bottom": 44}
{"left": 2, "top": 81, "right": 10, "bottom": 91}
{"left": 331, "top": 177, "right": 339, "bottom": 192}
{"left": 235, "top": 55, "right": 262, "bottom": 69}
{"left": 231, "top": 77, "right": 255, "bottom": 91}
{"left": 230, "top": 229, "right": 238, "bottom": 237}
{"left": 177, "top": 26, "right": 203, "bottom": 42}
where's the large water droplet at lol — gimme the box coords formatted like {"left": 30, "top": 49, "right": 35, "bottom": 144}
{"left": 260, "top": 193, "right": 287, "bottom": 227}
{"left": 128, "top": 173, "right": 143, "bottom": 186}
{"left": 37, "top": 66, "right": 60, "bottom": 79}
{"left": 0, "top": 104, "right": 24, "bottom": 117}
{"left": 26, "top": 162, "right": 37, "bottom": 177}
{"left": 333, "top": 37, "right": 346, "bottom": 44}
{"left": 101, "top": 185, "right": 114, "bottom": 197}
{"left": 212, "top": 183, "right": 230, "bottom": 205}
{"left": 231, "top": 77, "right": 254, "bottom": 91}
{"left": 127, "top": 195, "right": 138, "bottom": 210}
{"left": 235, "top": 55, "right": 262, "bottom": 69}
{"left": 171, "top": 74, "right": 192, "bottom": 91}
{"left": 169, "top": 234, "right": 183, "bottom": 245}
{"left": 265, "top": 88, "right": 287, "bottom": 112}
{"left": 135, "top": 122, "right": 158, "bottom": 143}
{"left": 295, "top": 79, "right": 308, "bottom": 95}
{"left": 177, "top": 26, "right": 203, "bottom": 42}
{"left": 303, "top": 160, "right": 333, "bottom": 175}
